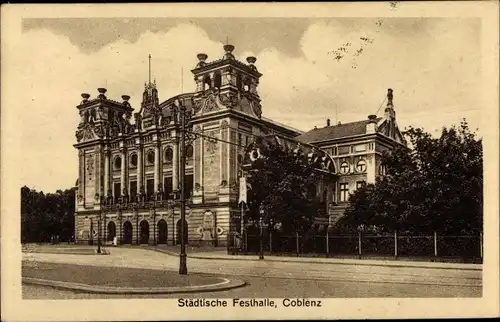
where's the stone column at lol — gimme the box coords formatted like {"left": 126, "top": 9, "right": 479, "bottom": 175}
{"left": 173, "top": 132, "right": 180, "bottom": 193}
{"left": 137, "top": 145, "right": 143, "bottom": 192}
{"left": 120, "top": 147, "right": 126, "bottom": 196}
{"left": 154, "top": 141, "right": 161, "bottom": 194}
{"left": 78, "top": 150, "right": 85, "bottom": 205}
{"left": 104, "top": 149, "right": 110, "bottom": 196}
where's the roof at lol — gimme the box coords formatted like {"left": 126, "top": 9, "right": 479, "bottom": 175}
{"left": 296, "top": 118, "right": 382, "bottom": 144}
{"left": 242, "top": 134, "right": 337, "bottom": 174}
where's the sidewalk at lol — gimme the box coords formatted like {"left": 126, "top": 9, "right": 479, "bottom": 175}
{"left": 144, "top": 246, "right": 482, "bottom": 271}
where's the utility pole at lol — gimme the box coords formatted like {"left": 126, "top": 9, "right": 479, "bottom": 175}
{"left": 179, "top": 101, "right": 188, "bottom": 275}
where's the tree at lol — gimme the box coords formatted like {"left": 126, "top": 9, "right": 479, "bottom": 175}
{"left": 245, "top": 142, "right": 326, "bottom": 235}
{"left": 21, "top": 186, "right": 76, "bottom": 243}
{"left": 337, "top": 119, "right": 483, "bottom": 235}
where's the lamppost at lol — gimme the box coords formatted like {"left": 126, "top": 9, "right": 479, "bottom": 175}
{"left": 98, "top": 197, "right": 105, "bottom": 254}
{"left": 178, "top": 100, "right": 188, "bottom": 275}
{"left": 259, "top": 205, "right": 264, "bottom": 260}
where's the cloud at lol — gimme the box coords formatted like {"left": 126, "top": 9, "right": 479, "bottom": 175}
{"left": 6, "top": 19, "right": 482, "bottom": 191}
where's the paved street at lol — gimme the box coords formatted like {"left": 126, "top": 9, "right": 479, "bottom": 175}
{"left": 23, "top": 247, "right": 482, "bottom": 298}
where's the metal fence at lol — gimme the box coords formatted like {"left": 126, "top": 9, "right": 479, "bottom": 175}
{"left": 238, "top": 231, "right": 483, "bottom": 262}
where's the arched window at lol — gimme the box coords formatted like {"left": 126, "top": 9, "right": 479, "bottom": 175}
{"left": 130, "top": 153, "right": 138, "bottom": 167}
{"left": 114, "top": 156, "right": 122, "bottom": 170}
{"left": 236, "top": 74, "right": 242, "bottom": 90}
{"left": 108, "top": 110, "right": 114, "bottom": 122}
{"left": 147, "top": 150, "right": 155, "bottom": 164}
{"left": 356, "top": 160, "right": 367, "bottom": 173}
{"left": 243, "top": 78, "right": 251, "bottom": 92}
{"left": 203, "top": 75, "right": 211, "bottom": 90}
{"left": 340, "top": 161, "right": 349, "bottom": 174}
{"left": 164, "top": 147, "right": 173, "bottom": 162}
{"left": 213, "top": 72, "right": 221, "bottom": 89}
{"left": 186, "top": 145, "right": 194, "bottom": 158}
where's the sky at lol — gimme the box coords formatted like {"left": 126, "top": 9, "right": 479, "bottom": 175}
{"left": 9, "top": 17, "right": 482, "bottom": 192}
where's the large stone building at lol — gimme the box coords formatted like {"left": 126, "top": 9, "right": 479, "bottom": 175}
{"left": 73, "top": 44, "right": 404, "bottom": 246}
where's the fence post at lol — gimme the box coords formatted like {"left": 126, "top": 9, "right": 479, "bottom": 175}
{"left": 434, "top": 231, "right": 438, "bottom": 258}
{"left": 394, "top": 231, "right": 398, "bottom": 259}
{"left": 358, "top": 231, "right": 362, "bottom": 259}
{"left": 296, "top": 232, "right": 299, "bottom": 257}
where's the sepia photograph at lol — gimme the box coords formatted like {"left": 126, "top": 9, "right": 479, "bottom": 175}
{"left": 1, "top": 1, "right": 499, "bottom": 321}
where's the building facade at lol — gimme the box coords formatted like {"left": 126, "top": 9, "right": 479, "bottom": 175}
{"left": 295, "top": 88, "right": 405, "bottom": 223}
{"left": 73, "top": 44, "right": 404, "bottom": 246}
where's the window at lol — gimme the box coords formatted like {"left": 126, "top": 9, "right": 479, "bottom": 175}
{"left": 186, "top": 145, "right": 194, "bottom": 158}
{"left": 146, "top": 179, "right": 155, "bottom": 199}
{"left": 164, "top": 147, "right": 173, "bottom": 162}
{"left": 354, "top": 144, "right": 366, "bottom": 152}
{"left": 340, "top": 183, "right": 349, "bottom": 202}
{"left": 340, "top": 162, "right": 349, "bottom": 174}
{"left": 238, "top": 133, "right": 242, "bottom": 146}
{"left": 330, "top": 147, "right": 337, "bottom": 156}
{"left": 338, "top": 146, "right": 350, "bottom": 155}
{"left": 130, "top": 181, "right": 137, "bottom": 200}
{"left": 379, "top": 164, "right": 387, "bottom": 176}
{"left": 245, "top": 136, "right": 249, "bottom": 146}
{"left": 184, "top": 175, "right": 194, "bottom": 200}
{"left": 147, "top": 150, "right": 155, "bottom": 164}
{"left": 214, "top": 72, "right": 221, "bottom": 89}
{"left": 356, "top": 181, "right": 366, "bottom": 190}
{"left": 130, "top": 154, "right": 138, "bottom": 167}
{"left": 113, "top": 182, "right": 121, "bottom": 199}
{"left": 114, "top": 156, "right": 122, "bottom": 170}
{"left": 356, "top": 160, "right": 367, "bottom": 173}
{"left": 164, "top": 177, "right": 173, "bottom": 199}
{"left": 203, "top": 76, "right": 211, "bottom": 90}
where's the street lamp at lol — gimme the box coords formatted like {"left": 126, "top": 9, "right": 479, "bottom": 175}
{"left": 178, "top": 101, "right": 188, "bottom": 275}
{"left": 259, "top": 205, "right": 265, "bottom": 260}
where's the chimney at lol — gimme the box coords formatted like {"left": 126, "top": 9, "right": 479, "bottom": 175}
{"left": 97, "top": 88, "right": 107, "bottom": 100}
{"left": 366, "top": 114, "right": 378, "bottom": 133}
{"left": 327, "top": 118, "right": 331, "bottom": 127}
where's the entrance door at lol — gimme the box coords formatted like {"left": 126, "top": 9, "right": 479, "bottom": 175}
{"left": 140, "top": 220, "right": 150, "bottom": 244}
{"left": 107, "top": 221, "right": 116, "bottom": 242}
{"left": 157, "top": 219, "right": 168, "bottom": 244}
{"left": 123, "top": 221, "right": 133, "bottom": 244}
{"left": 176, "top": 219, "right": 188, "bottom": 245}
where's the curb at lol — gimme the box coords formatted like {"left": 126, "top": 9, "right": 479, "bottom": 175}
{"left": 145, "top": 247, "right": 482, "bottom": 271}
{"left": 22, "top": 277, "right": 246, "bottom": 295}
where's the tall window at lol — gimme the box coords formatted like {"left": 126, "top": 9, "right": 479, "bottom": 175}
{"left": 164, "top": 177, "right": 173, "bottom": 199}
{"left": 130, "top": 181, "right": 137, "bottom": 200}
{"left": 184, "top": 175, "right": 194, "bottom": 200}
{"left": 340, "top": 183, "right": 349, "bottom": 202}
{"left": 113, "top": 182, "right": 121, "bottom": 200}
{"left": 340, "top": 162, "right": 350, "bottom": 174}
{"left": 238, "top": 133, "right": 242, "bottom": 146}
{"left": 146, "top": 179, "right": 154, "bottom": 199}
{"left": 356, "top": 181, "right": 366, "bottom": 190}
